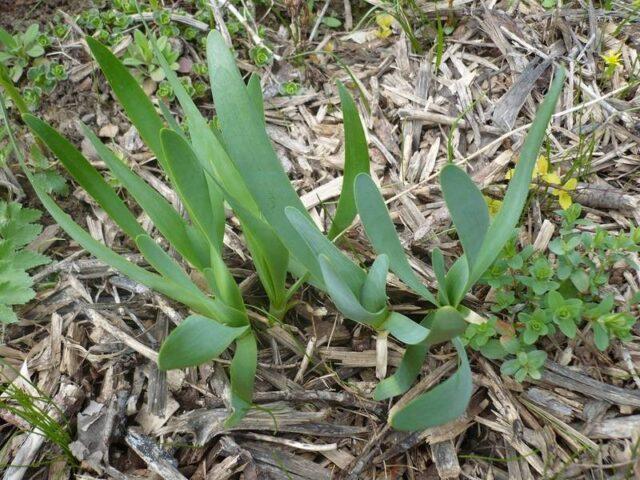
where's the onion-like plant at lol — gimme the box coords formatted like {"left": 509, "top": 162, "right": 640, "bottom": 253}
{"left": 2, "top": 27, "right": 565, "bottom": 431}
{"left": 204, "top": 29, "right": 565, "bottom": 430}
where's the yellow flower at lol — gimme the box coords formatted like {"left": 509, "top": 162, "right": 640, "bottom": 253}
{"left": 484, "top": 195, "right": 503, "bottom": 217}
{"left": 375, "top": 13, "right": 395, "bottom": 39}
{"left": 551, "top": 178, "right": 577, "bottom": 210}
{"left": 505, "top": 155, "right": 552, "bottom": 181}
{"left": 601, "top": 50, "right": 622, "bottom": 68}
{"left": 505, "top": 155, "right": 577, "bottom": 210}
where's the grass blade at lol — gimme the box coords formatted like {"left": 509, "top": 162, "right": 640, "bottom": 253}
{"left": 81, "top": 123, "right": 209, "bottom": 270}
{"left": 86, "top": 37, "right": 165, "bottom": 165}
{"left": 161, "top": 129, "right": 225, "bottom": 251}
{"left": 135, "top": 234, "right": 203, "bottom": 293}
{"left": 158, "top": 315, "right": 247, "bottom": 370}
{"left": 152, "top": 38, "right": 258, "bottom": 215}
{"left": 328, "top": 82, "right": 370, "bottom": 239}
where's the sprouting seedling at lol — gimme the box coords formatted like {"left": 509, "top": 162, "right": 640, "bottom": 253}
{"left": 0, "top": 24, "right": 46, "bottom": 82}
{"left": 123, "top": 29, "right": 178, "bottom": 83}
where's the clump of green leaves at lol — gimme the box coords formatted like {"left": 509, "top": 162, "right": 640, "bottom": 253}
{"left": 1, "top": 32, "right": 310, "bottom": 426}
{"left": 22, "top": 61, "right": 68, "bottom": 110}
{"left": 124, "top": 30, "right": 179, "bottom": 83}
{"left": 0, "top": 201, "right": 50, "bottom": 323}
{"left": 249, "top": 45, "right": 273, "bottom": 67}
{"left": 5, "top": 26, "right": 565, "bottom": 432}
{"left": 468, "top": 204, "right": 639, "bottom": 380}
{"left": 204, "top": 29, "right": 566, "bottom": 431}
{"left": 0, "top": 24, "right": 46, "bottom": 82}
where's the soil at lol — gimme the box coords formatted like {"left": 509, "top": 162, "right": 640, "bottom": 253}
{"left": 0, "top": 0, "right": 96, "bottom": 29}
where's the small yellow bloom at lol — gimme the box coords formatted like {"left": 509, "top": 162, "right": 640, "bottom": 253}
{"left": 505, "top": 155, "right": 577, "bottom": 210}
{"left": 505, "top": 155, "right": 550, "bottom": 181}
{"left": 375, "top": 13, "right": 395, "bottom": 39}
{"left": 551, "top": 178, "right": 577, "bottom": 210}
{"left": 484, "top": 195, "right": 502, "bottom": 217}
{"left": 601, "top": 50, "right": 622, "bottom": 68}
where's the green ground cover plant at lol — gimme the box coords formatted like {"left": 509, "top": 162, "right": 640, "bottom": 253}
{"left": 2, "top": 24, "right": 565, "bottom": 431}
{"left": 466, "top": 203, "right": 640, "bottom": 380}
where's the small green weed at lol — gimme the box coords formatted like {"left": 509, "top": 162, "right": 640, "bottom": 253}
{"left": 468, "top": 204, "right": 639, "bottom": 380}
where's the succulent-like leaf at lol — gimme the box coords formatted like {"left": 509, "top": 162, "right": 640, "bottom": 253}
{"left": 389, "top": 338, "right": 472, "bottom": 431}
{"left": 158, "top": 315, "right": 247, "bottom": 370}
{"left": 319, "top": 254, "right": 384, "bottom": 325}
{"left": 381, "top": 312, "right": 430, "bottom": 345}
{"left": 328, "top": 82, "right": 370, "bottom": 239}
{"left": 354, "top": 173, "right": 437, "bottom": 305}
{"left": 468, "top": 69, "right": 565, "bottom": 288}
{"left": 285, "top": 207, "right": 365, "bottom": 294}
{"left": 440, "top": 164, "right": 489, "bottom": 271}
{"left": 360, "top": 254, "right": 389, "bottom": 313}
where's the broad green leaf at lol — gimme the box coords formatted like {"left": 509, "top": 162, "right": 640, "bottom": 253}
{"left": 424, "top": 306, "right": 467, "bottom": 346}
{"left": 389, "top": 338, "right": 472, "bottom": 431}
{"left": 158, "top": 100, "right": 185, "bottom": 137}
{"left": 374, "top": 340, "right": 428, "bottom": 400}
{"left": 135, "top": 234, "right": 202, "bottom": 293}
{"left": 80, "top": 123, "right": 209, "bottom": 269}
{"left": 247, "top": 73, "right": 264, "bottom": 126}
{"left": 469, "top": 68, "right": 565, "bottom": 288}
{"left": 444, "top": 256, "right": 469, "bottom": 307}
{"left": 286, "top": 207, "right": 365, "bottom": 294}
{"left": 208, "top": 30, "right": 335, "bottom": 285}
{"left": 328, "top": 82, "right": 370, "bottom": 239}
{"left": 431, "top": 248, "right": 448, "bottom": 305}
{"left": 23, "top": 115, "right": 145, "bottom": 240}
{"left": 440, "top": 164, "right": 489, "bottom": 271}
{"left": 0, "top": 304, "right": 18, "bottom": 324}
{"left": 0, "top": 28, "right": 17, "bottom": 49}
{"left": 226, "top": 331, "right": 257, "bottom": 427}
{"left": 86, "top": 37, "right": 166, "bottom": 165}
{"left": 161, "top": 129, "right": 224, "bottom": 250}
{"left": 381, "top": 312, "right": 429, "bottom": 345}
{"left": 204, "top": 248, "right": 246, "bottom": 315}
{"left": 152, "top": 38, "right": 258, "bottom": 215}
{"left": 360, "top": 254, "right": 388, "bottom": 313}
{"left": 318, "top": 255, "right": 384, "bottom": 326}
{"left": 354, "top": 173, "right": 437, "bottom": 305}
{"left": 158, "top": 315, "right": 247, "bottom": 370}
